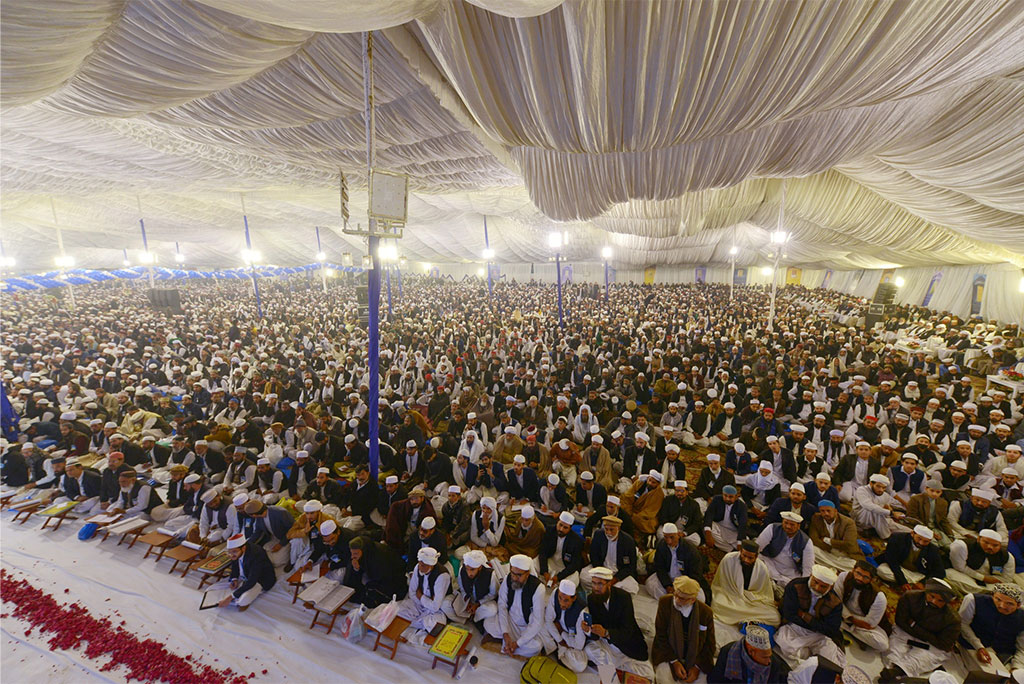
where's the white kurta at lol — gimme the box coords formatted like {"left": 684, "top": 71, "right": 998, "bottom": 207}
{"left": 484, "top": 579, "right": 547, "bottom": 657}
{"left": 834, "top": 571, "right": 889, "bottom": 652}
{"left": 539, "top": 593, "right": 589, "bottom": 673}
{"left": 398, "top": 568, "right": 451, "bottom": 632}
{"left": 883, "top": 625, "right": 952, "bottom": 677}
{"left": 755, "top": 525, "right": 814, "bottom": 586}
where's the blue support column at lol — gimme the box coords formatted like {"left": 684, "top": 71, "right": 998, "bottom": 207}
{"left": 555, "top": 252, "right": 564, "bottom": 329}
{"left": 243, "top": 216, "right": 263, "bottom": 318}
{"left": 367, "top": 234, "right": 381, "bottom": 481}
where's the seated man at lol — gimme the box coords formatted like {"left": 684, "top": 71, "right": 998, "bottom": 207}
{"left": 651, "top": 576, "right": 716, "bottom": 684}
{"left": 958, "top": 584, "right": 1024, "bottom": 674}
{"left": 337, "top": 464, "right": 378, "bottom": 532}
{"left": 657, "top": 480, "right": 703, "bottom": 546}
{"left": 218, "top": 533, "right": 276, "bottom": 611}
{"left": 906, "top": 478, "right": 954, "bottom": 548}
{"left": 710, "top": 624, "right": 790, "bottom": 683}
{"left": 763, "top": 482, "right": 815, "bottom": 531}
{"left": 645, "top": 522, "right": 709, "bottom": 602}
{"left": 151, "top": 464, "right": 191, "bottom": 523}
{"left": 241, "top": 499, "right": 292, "bottom": 567}
{"left": 692, "top": 453, "right": 734, "bottom": 509}
{"left": 108, "top": 468, "right": 161, "bottom": 519}
{"left": 776, "top": 565, "right": 845, "bottom": 668}
{"left": 308, "top": 519, "right": 352, "bottom": 581}
{"left": 583, "top": 495, "right": 635, "bottom": 539}
{"left": 302, "top": 467, "right": 345, "bottom": 518}
{"left": 756, "top": 511, "right": 814, "bottom": 588}
{"left": 572, "top": 470, "right": 607, "bottom": 524}
{"left": 950, "top": 487, "right": 1009, "bottom": 543}
{"left": 55, "top": 457, "right": 102, "bottom": 516}
{"left": 947, "top": 528, "right": 1017, "bottom": 595}
{"left": 343, "top": 536, "right": 408, "bottom": 609}
{"left": 881, "top": 580, "right": 960, "bottom": 680}
{"left": 537, "top": 472, "right": 571, "bottom": 525}
{"left": 286, "top": 499, "right": 333, "bottom": 573}
{"left": 485, "top": 554, "right": 546, "bottom": 657}
{"left": 504, "top": 454, "right": 540, "bottom": 505}
{"left": 622, "top": 469, "right": 665, "bottom": 545}
{"left": 581, "top": 515, "right": 639, "bottom": 594}
{"left": 537, "top": 511, "right": 584, "bottom": 587}
{"left": 888, "top": 453, "right": 925, "bottom": 509}
{"left": 875, "top": 525, "right": 946, "bottom": 590}
{"left": 406, "top": 516, "right": 447, "bottom": 571}
{"left": 439, "top": 485, "right": 471, "bottom": 551}
{"left": 710, "top": 540, "right": 781, "bottom": 627}
{"left": 384, "top": 484, "right": 436, "bottom": 550}
{"left": 462, "top": 495, "right": 506, "bottom": 558}
{"left": 582, "top": 566, "right": 653, "bottom": 680}
{"left": 398, "top": 546, "right": 450, "bottom": 635}
{"left": 442, "top": 549, "right": 497, "bottom": 628}
{"left": 835, "top": 561, "right": 890, "bottom": 653}
{"left": 852, "top": 473, "right": 906, "bottom": 539}
{"left": 702, "top": 485, "right": 748, "bottom": 553}
{"left": 540, "top": 578, "right": 589, "bottom": 673}
{"left": 808, "top": 499, "right": 863, "bottom": 573}
{"left": 505, "top": 504, "right": 545, "bottom": 559}
{"left": 251, "top": 457, "right": 285, "bottom": 504}
{"left": 195, "top": 486, "right": 233, "bottom": 545}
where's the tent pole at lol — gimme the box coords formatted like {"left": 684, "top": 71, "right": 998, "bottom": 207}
{"left": 363, "top": 30, "right": 381, "bottom": 482}
{"left": 138, "top": 196, "right": 155, "bottom": 288}
{"left": 241, "top": 194, "right": 263, "bottom": 319}
{"left": 555, "top": 251, "right": 564, "bottom": 329}
{"left": 50, "top": 199, "right": 75, "bottom": 311}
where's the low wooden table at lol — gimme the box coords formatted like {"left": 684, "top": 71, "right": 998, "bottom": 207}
{"left": 40, "top": 508, "right": 77, "bottom": 531}
{"left": 287, "top": 563, "right": 329, "bottom": 604}
{"left": 425, "top": 631, "right": 472, "bottom": 678}
{"left": 370, "top": 616, "right": 411, "bottom": 660}
{"left": 10, "top": 501, "right": 41, "bottom": 524}
{"left": 307, "top": 598, "right": 352, "bottom": 635}
{"left": 164, "top": 545, "right": 202, "bottom": 577}
{"left": 101, "top": 519, "right": 150, "bottom": 546}
{"left": 138, "top": 531, "right": 173, "bottom": 560}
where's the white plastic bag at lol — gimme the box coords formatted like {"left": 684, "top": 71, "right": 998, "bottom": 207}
{"left": 339, "top": 604, "right": 367, "bottom": 642}
{"left": 364, "top": 596, "right": 400, "bottom": 632}
{"left": 262, "top": 442, "right": 284, "bottom": 467}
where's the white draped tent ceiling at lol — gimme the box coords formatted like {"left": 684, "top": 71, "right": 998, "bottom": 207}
{"left": 2, "top": 0, "right": 1023, "bottom": 273}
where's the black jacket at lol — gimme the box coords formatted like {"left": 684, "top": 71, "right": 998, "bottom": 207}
{"left": 229, "top": 543, "right": 277, "bottom": 597}
{"left": 658, "top": 495, "right": 704, "bottom": 537}
{"left": 286, "top": 459, "right": 319, "bottom": 497}
{"left": 875, "top": 531, "right": 946, "bottom": 585}
{"left": 587, "top": 586, "right": 648, "bottom": 661}
{"left": 347, "top": 480, "right": 379, "bottom": 526}
{"left": 703, "top": 495, "right": 749, "bottom": 540}
{"left": 588, "top": 530, "right": 638, "bottom": 581}
{"left": 710, "top": 640, "right": 790, "bottom": 683}
{"left": 650, "top": 538, "right": 707, "bottom": 594}
{"left": 504, "top": 467, "right": 540, "bottom": 502}
{"left": 538, "top": 526, "right": 584, "bottom": 579}
{"left": 62, "top": 468, "right": 103, "bottom": 499}
{"left": 692, "top": 467, "right": 735, "bottom": 501}
{"left": 303, "top": 477, "right": 345, "bottom": 508}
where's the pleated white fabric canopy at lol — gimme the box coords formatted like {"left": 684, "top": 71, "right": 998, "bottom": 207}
{"left": 1, "top": 0, "right": 1022, "bottom": 272}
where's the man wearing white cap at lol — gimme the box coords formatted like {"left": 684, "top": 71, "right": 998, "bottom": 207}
{"left": 581, "top": 515, "right": 640, "bottom": 594}
{"left": 659, "top": 480, "right": 702, "bottom": 546}
{"left": 506, "top": 504, "right": 545, "bottom": 558}
{"left": 579, "top": 433, "right": 615, "bottom": 492}
{"left": 220, "top": 533, "right": 276, "bottom": 610}
{"left": 486, "top": 554, "right": 546, "bottom": 657}
{"left": 692, "top": 453, "right": 734, "bottom": 511}
{"left": 536, "top": 511, "right": 584, "bottom": 588}
{"left": 539, "top": 578, "right": 589, "bottom": 672}
{"left": 888, "top": 453, "right": 926, "bottom": 510}
{"left": 681, "top": 401, "right": 712, "bottom": 448}
{"left": 193, "top": 487, "right": 232, "bottom": 545}
{"left": 463, "top": 496, "right": 505, "bottom": 558}
{"left": 549, "top": 438, "right": 580, "bottom": 489}
{"left": 440, "top": 547, "right": 496, "bottom": 626}
{"left": 646, "top": 522, "right": 708, "bottom": 601}
{"left": 251, "top": 457, "right": 285, "bottom": 504}
{"left": 406, "top": 516, "right": 447, "bottom": 571}
{"left": 852, "top": 473, "right": 904, "bottom": 539}
{"left": 957, "top": 583, "right": 1024, "bottom": 674}
{"left": 881, "top": 579, "right": 959, "bottom": 679}
{"left": 756, "top": 511, "right": 814, "bottom": 588}
{"left": 398, "top": 546, "right": 450, "bottom": 635}
{"left": 583, "top": 565, "right": 654, "bottom": 679}
{"left": 775, "top": 564, "right": 845, "bottom": 668}
{"left": 538, "top": 472, "right": 571, "bottom": 523}
{"left": 285, "top": 499, "right": 334, "bottom": 572}
{"left": 949, "top": 487, "right": 1009, "bottom": 543}
{"left": 308, "top": 519, "right": 352, "bottom": 581}
{"left": 875, "top": 525, "right": 946, "bottom": 588}
{"left": 947, "top": 528, "right": 1019, "bottom": 595}
{"left": 617, "top": 431, "right": 657, "bottom": 494}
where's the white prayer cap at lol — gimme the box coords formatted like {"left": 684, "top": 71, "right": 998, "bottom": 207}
{"left": 662, "top": 522, "right": 679, "bottom": 535}
{"left": 901, "top": 453, "right": 919, "bottom": 463}
{"left": 548, "top": 473, "right": 560, "bottom": 485}
{"left": 950, "top": 459, "right": 968, "bottom": 469}
{"left": 607, "top": 495, "right": 621, "bottom": 506}
{"left": 734, "top": 443, "right": 746, "bottom": 454}
{"left": 232, "top": 493, "right": 249, "bottom": 506}
{"left": 723, "top": 402, "right": 736, "bottom": 410}
{"left": 766, "top": 436, "right": 778, "bottom": 443}
{"left": 980, "top": 529, "right": 1002, "bottom": 542}
{"left": 463, "top": 550, "right": 487, "bottom": 568}
{"left": 195, "top": 439, "right": 209, "bottom": 446}
{"left": 592, "top": 435, "right": 604, "bottom": 445}
{"left": 558, "top": 578, "right": 577, "bottom": 596}
{"left": 509, "top": 554, "right": 532, "bottom": 571}
{"left": 257, "top": 457, "right": 270, "bottom": 466}
{"left": 304, "top": 500, "right": 323, "bottom": 512}
{"left": 89, "top": 418, "right": 103, "bottom": 426}
{"left": 1003, "top": 468, "right": 1019, "bottom": 477}
{"left": 226, "top": 534, "right": 246, "bottom": 549}
{"left": 668, "top": 402, "right": 678, "bottom": 408}
{"left": 745, "top": 624, "right": 771, "bottom": 650}
{"left": 974, "top": 488, "right": 997, "bottom": 501}
{"left": 406, "top": 440, "right": 417, "bottom": 449}
{"left": 317, "top": 467, "right": 330, "bottom": 475}
{"left": 855, "top": 440, "right": 870, "bottom": 448}
{"left": 580, "top": 470, "right": 594, "bottom": 481}
{"left": 467, "top": 412, "right": 477, "bottom": 420}
{"left": 663, "top": 425, "right": 675, "bottom": 432}
{"left": 634, "top": 432, "right": 649, "bottom": 443}
{"left": 790, "top": 425, "right": 807, "bottom": 433}
{"left": 621, "top": 411, "right": 632, "bottom": 420}
{"left": 758, "top": 461, "right": 773, "bottom": 473}
{"left": 611, "top": 430, "right": 622, "bottom": 439}
{"left": 184, "top": 474, "right": 200, "bottom": 484}
{"left": 480, "top": 496, "right": 497, "bottom": 510}
{"left": 504, "top": 426, "right": 517, "bottom": 435}
{"left": 448, "top": 485, "right": 461, "bottom": 494}
{"left": 104, "top": 421, "right": 118, "bottom": 429}
{"left": 558, "top": 438, "right": 569, "bottom": 449}
{"left": 780, "top": 511, "right": 803, "bottom": 523}
{"left": 59, "top": 411, "right": 76, "bottom": 421}
{"left": 805, "top": 442, "right": 818, "bottom": 451}
{"left": 420, "top": 516, "right": 436, "bottom": 530}
{"left": 811, "top": 565, "right": 838, "bottom": 585}
{"left": 829, "top": 429, "right": 844, "bottom": 437}
{"left": 706, "top": 453, "right": 721, "bottom": 462}
{"left": 589, "top": 425, "right": 600, "bottom": 434}
{"left": 344, "top": 434, "right": 356, "bottom": 444}
{"left": 881, "top": 439, "right": 897, "bottom": 448}
{"left": 816, "top": 471, "right": 831, "bottom": 482}
{"left": 968, "top": 423, "right": 986, "bottom": 432}
{"left": 957, "top": 440, "right": 972, "bottom": 448}
{"left": 790, "top": 482, "right": 805, "bottom": 493}
{"left": 385, "top": 475, "right": 399, "bottom": 485}
{"left": 200, "top": 488, "right": 220, "bottom": 503}
{"left": 869, "top": 474, "right": 888, "bottom": 485}
{"left": 520, "top": 505, "right": 535, "bottom": 519}
{"left": 417, "top": 547, "right": 439, "bottom": 566}
{"left": 665, "top": 443, "right": 680, "bottom": 453}
{"left": 1009, "top": 445, "right": 1023, "bottom": 453}
{"left": 673, "top": 480, "right": 688, "bottom": 490}
{"left": 913, "top": 524, "right": 934, "bottom": 540}
{"left": 319, "top": 519, "right": 338, "bottom": 536}
{"left": 589, "top": 566, "right": 614, "bottom": 580}
{"left": 558, "top": 511, "right": 575, "bottom": 526}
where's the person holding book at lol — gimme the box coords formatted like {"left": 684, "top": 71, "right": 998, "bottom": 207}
{"left": 219, "top": 533, "right": 276, "bottom": 611}
{"left": 398, "top": 546, "right": 451, "bottom": 635}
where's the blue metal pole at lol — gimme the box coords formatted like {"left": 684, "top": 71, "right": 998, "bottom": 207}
{"left": 484, "top": 216, "right": 493, "bottom": 301}
{"left": 555, "top": 252, "right": 564, "bottom": 328}
{"left": 604, "top": 260, "right": 609, "bottom": 302}
{"left": 243, "top": 217, "right": 263, "bottom": 318}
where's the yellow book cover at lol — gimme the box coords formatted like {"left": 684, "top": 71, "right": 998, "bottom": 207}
{"left": 427, "top": 624, "right": 470, "bottom": 659}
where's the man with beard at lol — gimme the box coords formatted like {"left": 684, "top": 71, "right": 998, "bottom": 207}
{"left": 947, "top": 528, "right": 1017, "bottom": 595}
{"left": 880, "top": 580, "right": 960, "bottom": 681}
{"left": 658, "top": 480, "right": 703, "bottom": 546}
{"left": 645, "top": 523, "right": 709, "bottom": 603}
{"left": 582, "top": 566, "right": 654, "bottom": 680}
{"left": 808, "top": 499, "right": 863, "bottom": 573}
{"left": 834, "top": 561, "right": 889, "bottom": 653}
{"left": 539, "top": 578, "right": 589, "bottom": 673}
{"left": 581, "top": 516, "right": 639, "bottom": 594}
{"left": 651, "top": 575, "right": 716, "bottom": 684}
{"left": 485, "top": 554, "right": 546, "bottom": 657}
{"left": 537, "top": 511, "right": 584, "bottom": 587}
{"left": 442, "top": 549, "right": 497, "bottom": 628}
{"left": 875, "top": 525, "right": 946, "bottom": 591}
{"left": 710, "top": 624, "right": 790, "bottom": 683}
{"left": 710, "top": 540, "right": 780, "bottom": 628}
{"left": 108, "top": 468, "right": 160, "bottom": 519}
{"left": 958, "top": 583, "right": 1024, "bottom": 674}
{"left": 775, "top": 564, "right": 845, "bottom": 669}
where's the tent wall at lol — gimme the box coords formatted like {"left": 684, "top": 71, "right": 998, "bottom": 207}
{"left": 428, "top": 261, "right": 1023, "bottom": 325}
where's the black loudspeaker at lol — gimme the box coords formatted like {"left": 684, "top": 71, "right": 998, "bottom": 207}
{"left": 873, "top": 282, "right": 898, "bottom": 305}
{"left": 356, "top": 286, "right": 370, "bottom": 325}
{"left": 864, "top": 302, "right": 886, "bottom": 329}
{"left": 146, "top": 289, "right": 183, "bottom": 313}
